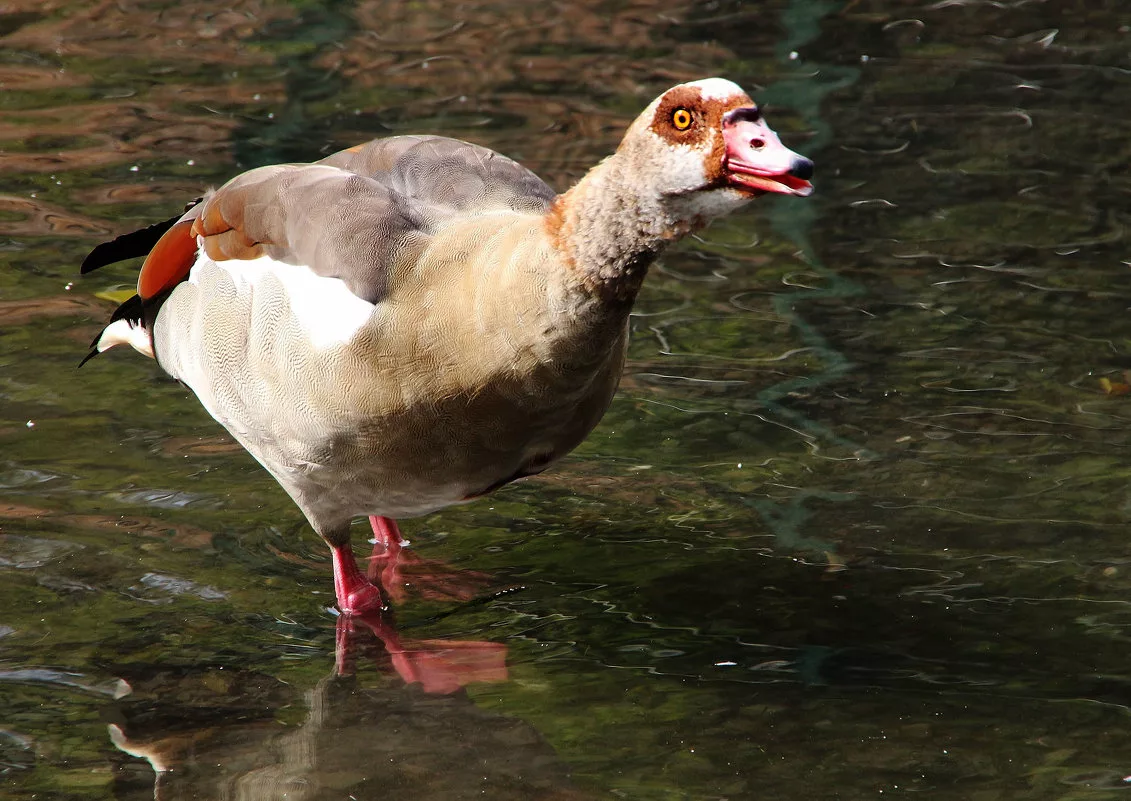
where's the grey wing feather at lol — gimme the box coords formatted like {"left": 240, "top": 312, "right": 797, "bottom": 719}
{"left": 192, "top": 136, "right": 555, "bottom": 305}
{"left": 318, "top": 135, "right": 558, "bottom": 232}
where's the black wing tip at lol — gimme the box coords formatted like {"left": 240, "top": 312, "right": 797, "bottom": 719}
{"left": 79, "top": 200, "right": 202, "bottom": 276}
{"left": 78, "top": 294, "right": 145, "bottom": 368}
{"left": 108, "top": 293, "right": 144, "bottom": 324}
{"left": 80, "top": 239, "right": 124, "bottom": 274}
{"left": 78, "top": 319, "right": 112, "bottom": 368}
{"left": 77, "top": 346, "right": 100, "bottom": 368}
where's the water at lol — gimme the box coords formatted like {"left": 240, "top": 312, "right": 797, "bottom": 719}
{"left": 3, "top": 0, "right": 1131, "bottom": 798}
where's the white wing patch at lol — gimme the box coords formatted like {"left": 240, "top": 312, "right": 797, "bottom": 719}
{"left": 191, "top": 253, "right": 375, "bottom": 351}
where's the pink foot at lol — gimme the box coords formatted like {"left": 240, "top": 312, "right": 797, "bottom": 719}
{"left": 366, "top": 515, "right": 495, "bottom": 605}
{"left": 331, "top": 542, "right": 385, "bottom": 615}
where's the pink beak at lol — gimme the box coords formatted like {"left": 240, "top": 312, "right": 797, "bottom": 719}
{"left": 722, "top": 107, "right": 813, "bottom": 197}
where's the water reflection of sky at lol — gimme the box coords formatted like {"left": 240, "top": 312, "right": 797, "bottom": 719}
{"left": 3, "top": 0, "right": 1131, "bottom": 798}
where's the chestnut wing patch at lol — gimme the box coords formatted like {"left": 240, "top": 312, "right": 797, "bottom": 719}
{"left": 137, "top": 217, "right": 201, "bottom": 300}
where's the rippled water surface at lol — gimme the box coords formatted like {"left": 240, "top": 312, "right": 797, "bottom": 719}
{"left": 3, "top": 1, "right": 1131, "bottom": 798}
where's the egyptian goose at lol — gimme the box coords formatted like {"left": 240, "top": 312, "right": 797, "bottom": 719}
{"left": 81, "top": 78, "right": 813, "bottom": 615}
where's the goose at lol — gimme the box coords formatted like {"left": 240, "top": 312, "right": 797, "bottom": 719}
{"left": 80, "top": 78, "right": 813, "bottom": 615}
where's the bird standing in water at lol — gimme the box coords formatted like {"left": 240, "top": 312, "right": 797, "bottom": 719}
{"left": 81, "top": 78, "right": 814, "bottom": 614}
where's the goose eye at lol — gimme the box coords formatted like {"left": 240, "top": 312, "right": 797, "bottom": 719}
{"left": 672, "top": 108, "right": 693, "bottom": 131}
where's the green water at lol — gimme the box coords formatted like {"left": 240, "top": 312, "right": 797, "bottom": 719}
{"left": 3, "top": 0, "right": 1131, "bottom": 798}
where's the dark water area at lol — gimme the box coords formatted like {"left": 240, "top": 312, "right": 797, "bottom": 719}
{"left": 3, "top": 0, "right": 1131, "bottom": 798}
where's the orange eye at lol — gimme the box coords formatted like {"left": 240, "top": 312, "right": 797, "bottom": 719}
{"left": 672, "top": 108, "right": 692, "bottom": 130}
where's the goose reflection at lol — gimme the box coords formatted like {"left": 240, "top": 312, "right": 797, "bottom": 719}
{"left": 102, "top": 614, "right": 580, "bottom": 800}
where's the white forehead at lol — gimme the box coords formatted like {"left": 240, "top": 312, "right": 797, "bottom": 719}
{"left": 684, "top": 77, "right": 746, "bottom": 101}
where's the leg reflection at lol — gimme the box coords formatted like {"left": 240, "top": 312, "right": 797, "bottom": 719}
{"left": 336, "top": 610, "right": 508, "bottom": 694}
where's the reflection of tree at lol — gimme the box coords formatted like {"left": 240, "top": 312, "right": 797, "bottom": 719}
{"left": 0, "top": 0, "right": 294, "bottom": 240}
{"left": 2, "top": 1, "right": 292, "bottom": 64}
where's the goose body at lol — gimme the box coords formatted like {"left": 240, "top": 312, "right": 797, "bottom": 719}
{"left": 82, "top": 78, "right": 813, "bottom": 613}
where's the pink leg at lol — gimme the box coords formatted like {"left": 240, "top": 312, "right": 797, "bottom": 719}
{"left": 367, "top": 515, "right": 405, "bottom": 593}
{"left": 369, "top": 515, "right": 404, "bottom": 555}
{"left": 330, "top": 542, "right": 385, "bottom": 615}
{"left": 366, "top": 515, "right": 494, "bottom": 604}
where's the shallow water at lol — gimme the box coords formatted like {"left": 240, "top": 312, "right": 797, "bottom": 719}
{"left": 3, "top": 0, "right": 1131, "bottom": 798}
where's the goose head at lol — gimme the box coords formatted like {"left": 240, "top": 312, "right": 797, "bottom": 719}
{"left": 617, "top": 77, "right": 813, "bottom": 221}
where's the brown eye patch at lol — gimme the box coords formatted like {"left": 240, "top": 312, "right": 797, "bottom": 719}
{"left": 648, "top": 82, "right": 756, "bottom": 183}
{"left": 649, "top": 85, "right": 723, "bottom": 147}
